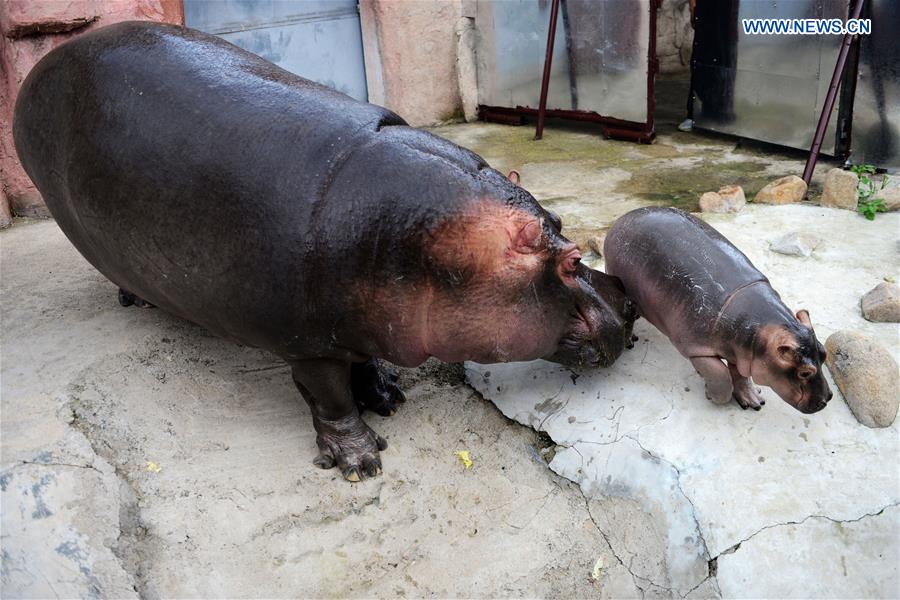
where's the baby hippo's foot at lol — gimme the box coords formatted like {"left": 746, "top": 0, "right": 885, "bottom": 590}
{"left": 731, "top": 376, "right": 765, "bottom": 411}
{"left": 351, "top": 358, "right": 406, "bottom": 417}
{"left": 312, "top": 411, "right": 388, "bottom": 482}
{"left": 728, "top": 365, "right": 765, "bottom": 410}
{"left": 118, "top": 288, "right": 155, "bottom": 308}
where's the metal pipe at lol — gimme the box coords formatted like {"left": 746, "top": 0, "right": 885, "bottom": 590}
{"left": 535, "top": 0, "right": 561, "bottom": 140}
{"left": 802, "top": 0, "right": 866, "bottom": 185}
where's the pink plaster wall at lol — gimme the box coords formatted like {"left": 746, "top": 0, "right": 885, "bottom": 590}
{"left": 360, "top": 0, "right": 463, "bottom": 127}
{"left": 0, "top": 0, "right": 184, "bottom": 223}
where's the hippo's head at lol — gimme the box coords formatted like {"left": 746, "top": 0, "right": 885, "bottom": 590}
{"left": 752, "top": 310, "right": 832, "bottom": 413}
{"left": 422, "top": 170, "right": 636, "bottom": 369}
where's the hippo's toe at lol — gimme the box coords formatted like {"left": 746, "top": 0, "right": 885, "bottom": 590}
{"left": 732, "top": 377, "right": 766, "bottom": 411}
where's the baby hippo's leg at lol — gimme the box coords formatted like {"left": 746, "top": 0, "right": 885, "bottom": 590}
{"left": 290, "top": 358, "right": 388, "bottom": 482}
{"left": 690, "top": 357, "right": 733, "bottom": 405}
{"left": 351, "top": 358, "right": 406, "bottom": 417}
{"left": 728, "top": 364, "right": 765, "bottom": 411}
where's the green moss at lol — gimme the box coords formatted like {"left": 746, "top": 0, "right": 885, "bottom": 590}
{"left": 430, "top": 123, "right": 632, "bottom": 168}
{"left": 620, "top": 161, "right": 771, "bottom": 211}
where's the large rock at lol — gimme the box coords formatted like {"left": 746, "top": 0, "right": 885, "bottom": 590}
{"left": 861, "top": 282, "right": 900, "bottom": 323}
{"left": 821, "top": 168, "right": 859, "bottom": 210}
{"left": 769, "top": 231, "right": 821, "bottom": 257}
{"left": 699, "top": 184, "right": 745, "bottom": 213}
{"left": 872, "top": 184, "right": 900, "bottom": 212}
{"left": 825, "top": 330, "right": 899, "bottom": 428}
{"left": 754, "top": 175, "right": 807, "bottom": 205}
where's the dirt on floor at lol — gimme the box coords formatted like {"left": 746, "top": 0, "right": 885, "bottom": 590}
{"left": 2, "top": 220, "right": 650, "bottom": 599}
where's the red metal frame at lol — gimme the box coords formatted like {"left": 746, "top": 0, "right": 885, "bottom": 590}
{"left": 479, "top": 0, "right": 660, "bottom": 144}
{"left": 802, "top": 0, "right": 866, "bottom": 184}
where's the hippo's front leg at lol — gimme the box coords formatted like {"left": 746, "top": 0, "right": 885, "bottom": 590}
{"left": 728, "top": 365, "right": 765, "bottom": 411}
{"left": 690, "top": 357, "right": 733, "bottom": 405}
{"left": 289, "top": 359, "right": 388, "bottom": 482}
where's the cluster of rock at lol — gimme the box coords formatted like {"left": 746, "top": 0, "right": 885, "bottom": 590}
{"left": 823, "top": 282, "right": 900, "bottom": 429}
{"left": 697, "top": 169, "right": 898, "bottom": 213}
{"left": 697, "top": 175, "right": 809, "bottom": 213}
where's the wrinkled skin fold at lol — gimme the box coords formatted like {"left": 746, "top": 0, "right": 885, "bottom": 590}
{"left": 13, "top": 22, "right": 635, "bottom": 482}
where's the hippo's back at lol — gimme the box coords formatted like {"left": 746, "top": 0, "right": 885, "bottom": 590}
{"left": 13, "top": 22, "right": 510, "bottom": 358}
{"left": 604, "top": 207, "right": 767, "bottom": 339}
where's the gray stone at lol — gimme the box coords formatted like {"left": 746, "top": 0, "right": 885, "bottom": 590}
{"left": 825, "top": 330, "right": 899, "bottom": 428}
{"left": 699, "top": 185, "right": 745, "bottom": 213}
{"left": 754, "top": 175, "right": 807, "bottom": 205}
{"left": 769, "top": 231, "right": 822, "bottom": 257}
{"left": 821, "top": 168, "right": 859, "bottom": 210}
{"left": 872, "top": 184, "right": 900, "bottom": 212}
{"left": 861, "top": 282, "right": 900, "bottom": 323}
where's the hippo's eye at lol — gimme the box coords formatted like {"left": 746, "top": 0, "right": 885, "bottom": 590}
{"left": 561, "top": 250, "right": 581, "bottom": 275}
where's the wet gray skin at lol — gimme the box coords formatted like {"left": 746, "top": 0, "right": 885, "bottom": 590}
{"left": 13, "top": 22, "right": 636, "bottom": 482}
{"left": 605, "top": 207, "right": 832, "bottom": 414}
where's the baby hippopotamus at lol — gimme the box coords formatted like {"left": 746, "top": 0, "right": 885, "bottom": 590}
{"left": 605, "top": 207, "right": 832, "bottom": 414}
{"left": 14, "top": 22, "right": 635, "bottom": 482}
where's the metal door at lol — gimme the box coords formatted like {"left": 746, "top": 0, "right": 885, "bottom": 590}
{"left": 184, "top": 0, "right": 368, "bottom": 101}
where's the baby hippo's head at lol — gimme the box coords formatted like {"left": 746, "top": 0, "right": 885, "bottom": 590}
{"left": 753, "top": 310, "right": 832, "bottom": 413}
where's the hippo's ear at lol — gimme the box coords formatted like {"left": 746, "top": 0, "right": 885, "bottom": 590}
{"left": 512, "top": 219, "right": 543, "bottom": 254}
{"left": 762, "top": 326, "right": 801, "bottom": 369}
{"left": 795, "top": 309, "right": 812, "bottom": 327}
{"left": 507, "top": 170, "right": 521, "bottom": 185}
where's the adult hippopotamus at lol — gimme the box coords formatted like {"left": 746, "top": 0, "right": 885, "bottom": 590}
{"left": 605, "top": 207, "right": 831, "bottom": 414}
{"left": 14, "top": 22, "right": 635, "bottom": 481}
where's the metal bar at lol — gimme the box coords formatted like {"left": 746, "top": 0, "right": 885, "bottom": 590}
{"left": 534, "top": 0, "right": 561, "bottom": 140}
{"left": 481, "top": 104, "right": 648, "bottom": 129}
{"left": 802, "top": 0, "right": 866, "bottom": 185}
{"left": 644, "top": 0, "right": 661, "bottom": 139}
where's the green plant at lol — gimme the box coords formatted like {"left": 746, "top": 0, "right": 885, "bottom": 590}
{"left": 850, "top": 164, "right": 888, "bottom": 220}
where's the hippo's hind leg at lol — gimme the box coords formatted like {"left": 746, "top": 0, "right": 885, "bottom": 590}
{"left": 351, "top": 358, "right": 406, "bottom": 417}
{"left": 728, "top": 364, "right": 765, "bottom": 411}
{"left": 118, "top": 288, "right": 155, "bottom": 308}
{"left": 290, "top": 358, "right": 387, "bottom": 482}
{"left": 690, "top": 357, "right": 733, "bottom": 405}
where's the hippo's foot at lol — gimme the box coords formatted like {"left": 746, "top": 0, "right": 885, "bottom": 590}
{"left": 312, "top": 412, "right": 388, "bottom": 481}
{"left": 731, "top": 375, "right": 765, "bottom": 411}
{"left": 118, "top": 288, "right": 155, "bottom": 308}
{"left": 351, "top": 358, "right": 406, "bottom": 417}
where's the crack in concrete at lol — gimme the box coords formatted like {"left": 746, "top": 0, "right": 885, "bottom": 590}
{"left": 580, "top": 491, "right": 674, "bottom": 598}
{"left": 66, "top": 400, "right": 149, "bottom": 598}
{"left": 711, "top": 502, "right": 900, "bottom": 561}
{"left": 16, "top": 460, "right": 102, "bottom": 475}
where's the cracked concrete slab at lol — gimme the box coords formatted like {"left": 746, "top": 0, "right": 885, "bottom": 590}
{"left": 2, "top": 220, "right": 637, "bottom": 598}
{"left": 468, "top": 204, "right": 900, "bottom": 598}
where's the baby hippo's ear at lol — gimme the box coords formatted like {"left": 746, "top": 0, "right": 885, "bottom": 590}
{"left": 796, "top": 309, "right": 812, "bottom": 327}
{"left": 507, "top": 170, "right": 521, "bottom": 185}
{"left": 765, "top": 326, "right": 801, "bottom": 370}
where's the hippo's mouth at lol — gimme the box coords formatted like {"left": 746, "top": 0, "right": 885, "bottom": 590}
{"left": 546, "top": 308, "right": 616, "bottom": 368}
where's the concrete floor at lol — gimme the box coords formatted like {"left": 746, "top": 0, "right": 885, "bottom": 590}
{"left": 2, "top": 119, "right": 898, "bottom": 598}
